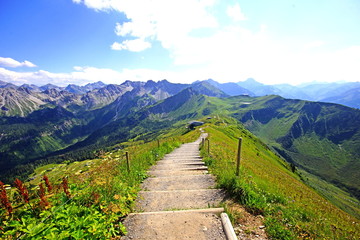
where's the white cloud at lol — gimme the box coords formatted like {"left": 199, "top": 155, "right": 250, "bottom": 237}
{"left": 75, "top": 0, "right": 218, "bottom": 52}
{"left": 111, "top": 39, "right": 151, "bottom": 52}
{"left": 0, "top": 57, "right": 37, "bottom": 68}
{"left": 22, "top": 0, "right": 352, "bottom": 86}
{"left": 110, "top": 42, "right": 123, "bottom": 50}
{"left": 303, "top": 40, "right": 325, "bottom": 50}
{"left": 115, "top": 21, "right": 155, "bottom": 39}
{"left": 227, "top": 4, "right": 247, "bottom": 21}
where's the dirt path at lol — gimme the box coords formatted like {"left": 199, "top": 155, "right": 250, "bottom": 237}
{"left": 121, "top": 134, "right": 229, "bottom": 240}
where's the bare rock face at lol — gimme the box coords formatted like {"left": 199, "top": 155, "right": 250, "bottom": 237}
{"left": 0, "top": 88, "right": 45, "bottom": 116}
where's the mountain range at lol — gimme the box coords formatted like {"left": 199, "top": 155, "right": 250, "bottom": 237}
{"left": 0, "top": 78, "right": 359, "bottom": 218}
{"left": 234, "top": 78, "right": 360, "bottom": 109}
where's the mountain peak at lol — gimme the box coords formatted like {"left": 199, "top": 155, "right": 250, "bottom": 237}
{"left": 242, "top": 78, "right": 264, "bottom": 86}
{"left": 191, "top": 81, "right": 228, "bottom": 98}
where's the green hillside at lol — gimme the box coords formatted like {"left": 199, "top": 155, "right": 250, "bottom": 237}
{"left": 1, "top": 90, "right": 359, "bottom": 226}
{"left": 0, "top": 128, "right": 199, "bottom": 239}
{"left": 225, "top": 95, "right": 360, "bottom": 201}
{"left": 1, "top": 117, "right": 359, "bottom": 239}
{"left": 199, "top": 117, "right": 359, "bottom": 239}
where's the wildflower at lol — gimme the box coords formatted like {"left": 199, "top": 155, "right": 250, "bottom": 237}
{"left": 14, "top": 178, "right": 29, "bottom": 203}
{"left": 0, "top": 181, "right": 13, "bottom": 215}
{"left": 62, "top": 177, "right": 71, "bottom": 198}
{"left": 43, "top": 175, "right": 52, "bottom": 192}
{"left": 38, "top": 183, "right": 49, "bottom": 208}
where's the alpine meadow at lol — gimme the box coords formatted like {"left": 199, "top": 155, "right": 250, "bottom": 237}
{"left": 1, "top": 0, "right": 360, "bottom": 239}
{"left": 0, "top": 79, "right": 359, "bottom": 239}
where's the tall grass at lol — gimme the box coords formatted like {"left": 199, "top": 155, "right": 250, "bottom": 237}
{"left": 200, "top": 118, "right": 360, "bottom": 239}
{"left": 0, "top": 131, "right": 198, "bottom": 239}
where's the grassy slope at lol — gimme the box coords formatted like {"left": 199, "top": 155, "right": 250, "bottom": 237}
{"left": 2, "top": 91, "right": 360, "bottom": 238}
{"left": 1, "top": 126, "right": 199, "bottom": 239}
{"left": 223, "top": 95, "right": 360, "bottom": 216}
{"left": 191, "top": 95, "right": 360, "bottom": 220}
{"left": 2, "top": 114, "right": 359, "bottom": 238}
{"left": 199, "top": 116, "right": 359, "bottom": 239}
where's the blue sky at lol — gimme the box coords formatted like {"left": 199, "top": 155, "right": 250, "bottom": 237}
{"left": 0, "top": 0, "right": 359, "bottom": 86}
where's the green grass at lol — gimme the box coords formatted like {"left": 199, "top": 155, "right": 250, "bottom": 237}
{"left": 300, "top": 169, "right": 360, "bottom": 219}
{"left": 199, "top": 117, "right": 360, "bottom": 239}
{"left": 0, "top": 128, "right": 199, "bottom": 239}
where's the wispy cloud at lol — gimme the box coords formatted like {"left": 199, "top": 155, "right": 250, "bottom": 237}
{"left": 75, "top": 0, "right": 218, "bottom": 53}
{"left": 227, "top": 4, "right": 247, "bottom": 21}
{"left": 111, "top": 39, "right": 151, "bottom": 52}
{"left": 303, "top": 40, "right": 325, "bottom": 50}
{"left": 0, "top": 57, "right": 37, "bottom": 68}
{"left": 3, "top": 1, "right": 358, "bottom": 86}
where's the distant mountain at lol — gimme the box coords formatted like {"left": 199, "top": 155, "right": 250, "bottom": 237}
{"left": 149, "top": 87, "right": 200, "bottom": 115}
{"left": 65, "top": 84, "right": 87, "bottom": 94}
{"left": 190, "top": 81, "right": 228, "bottom": 98}
{"left": 301, "top": 82, "right": 360, "bottom": 101}
{"left": 2, "top": 78, "right": 358, "bottom": 109}
{"left": 273, "top": 84, "right": 310, "bottom": 100}
{"left": 0, "top": 79, "right": 227, "bottom": 179}
{"left": 322, "top": 87, "right": 360, "bottom": 109}
{"left": 235, "top": 78, "right": 360, "bottom": 109}
{"left": 20, "top": 84, "right": 41, "bottom": 92}
{"left": 65, "top": 81, "right": 107, "bottom": 94}
{"left": 0, "top": 87, "right": 46, "bottom": 116}
{"left": 204, "top": 79, "right": 254, "bottom": 96}
{"left": 80, "top": 84, "right": 129, "bottom": 110}
{"left": 0, "top": 80, "right": 17, "bottom": 89}
{"left": 237, "top": 78, "right": 281, "bottom": 96}
{"left": 40, "top": 83, "right": 63, "bottom": 91}
{"left": 84, "top": 81, "right": 107, "bottom": 91}
{"left": 0, "top": 80, "right": 188, "bottom": 116}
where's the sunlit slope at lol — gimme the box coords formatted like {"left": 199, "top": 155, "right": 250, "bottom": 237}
{"left": 225, "top": 95, "right": 360, "bottom": 201}
{"left": 200, "top": 117, "right": 359, "bottom": 239}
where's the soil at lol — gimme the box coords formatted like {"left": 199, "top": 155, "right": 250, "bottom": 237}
{"left": 226, "top": 201, "right": 269, "bottom": 240}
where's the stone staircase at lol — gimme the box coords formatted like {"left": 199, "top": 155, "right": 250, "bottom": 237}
{"left": 121, "top": 134, "right": 234, "bottom": 240}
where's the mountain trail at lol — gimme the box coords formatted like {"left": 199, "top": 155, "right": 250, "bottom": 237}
{"left": 121, "top": 133, "right": 231, "bottom": 240}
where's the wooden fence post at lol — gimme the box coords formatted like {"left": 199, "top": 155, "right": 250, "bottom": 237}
{"left": 157, "top": 139, "right": 160, "bottom": 148}
{"left": 236, "top": 138, "right": 242, "bottom": 177}
{"left": 125, "top": 151, "right": 130, "bottom": 172}
{"left": 207, "top": 139, "right": 210, "bottom": 155}
{"left": 202, "top": 138, "right": 205, "bottom": 148}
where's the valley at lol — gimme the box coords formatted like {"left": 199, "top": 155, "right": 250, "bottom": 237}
{"left": 0, "top": 79, "right": 359, "bottom": 239}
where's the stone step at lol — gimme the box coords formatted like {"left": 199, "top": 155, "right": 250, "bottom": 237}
{"left": 151, "top": 162, "right": 206, "bottom": 171}
{"left": 136, "top": 189, "right": 225, "bottom": 212}
{"left": 164, "top": 154, "right": 200, "bottom": 157}
{"left": 156, "top": 159, "right": 204, "bottom": 164}
{"left": 122, "top": 209, "right": 226, "bottom": 240}
{"left": 129, "top": 207, "right": 224, "bottom": 215}
{"left": 142, "top": 174, "right": 216, "bottom": 191}
{"left": 148, "top": 169, "right": 208, "bottom": 177}
{"left": 160, "top": 156, "right": 202, "bottom": 161}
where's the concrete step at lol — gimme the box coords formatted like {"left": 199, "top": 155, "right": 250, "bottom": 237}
{"left": 122, "top": 209, "right": 226, "bottom": 240}
{"left": 163, "top": 154, "right": 200, "bottom": 158}
{"left": 156, "top": 159, "right": 204, "bottom": 164}
{"left": 148, "top": 169, "right": 208, "bottom": 177}
{"left": 142, "top": 174, "right": 216, "bottom": 191}
{"left": 136, "top": 189, "right": 225, "bottom": 212}
{"left": 151, "top": 162, "right": 205, "bottom": 171}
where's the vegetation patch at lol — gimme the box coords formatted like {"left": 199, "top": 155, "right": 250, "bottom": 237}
{"left": 199, "top": 117, "right": 360, "bottom": 239}
{"left": 0, "top": 129, "right": 198, "bottom": 239}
